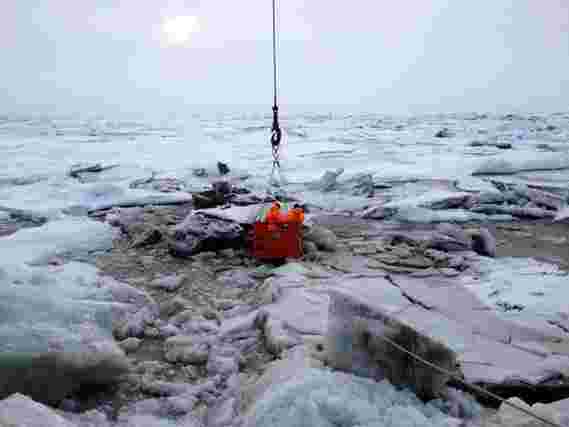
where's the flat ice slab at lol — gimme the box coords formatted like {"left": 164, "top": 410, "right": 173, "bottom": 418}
{"left": 0, "top": 218, "right": 117, "bottom": 352}
{"left": 323, "top": 274, "right": 569, "bottom": 388}
{"left": 195, "top": 204, "right": 263, "bottom": 225}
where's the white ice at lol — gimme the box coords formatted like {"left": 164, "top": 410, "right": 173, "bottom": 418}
{"left": 250, "top": 368, "right": 461, "bottom": 427}
{"left": 0, "top": 218, "right": 117, "bottom": 352}
{"left": 461, "top": 257, "right": 569, "bottom": 321}
{"left": 394, "top": 207, "right": 487, "bottom": 224}
{"left": 0, "top": 217, "right": 116, "bottom": 265}
{"left": 472, "top": 153, "right": 569, "bottom": 175}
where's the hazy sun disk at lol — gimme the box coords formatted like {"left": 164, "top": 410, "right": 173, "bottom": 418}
{"left": 162, "top": 15, "right": 200, "bottom": 45}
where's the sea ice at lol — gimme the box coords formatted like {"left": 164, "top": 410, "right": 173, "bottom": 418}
{"left": 461, "top": 257, "right": 569, "bottom": 321}
{"left": 249, "top": 368, "right": 462, "bottom": 427}
{"left": 394, "top": 207, "right": 486, "bottom": 224}
{"left": 0, "top": 262, "right": 116, "bottom": 352}
{"left": 0, "top": 218, "right": 117, "bottom": 352}
{"left": 0, "top": 217, "right": 115, "bottom": 265}
{"left": 385, "top": 190, "right": 472, "bottom": 210}
{"left": 473, "top": 153, "right": 569, "bottom": 175}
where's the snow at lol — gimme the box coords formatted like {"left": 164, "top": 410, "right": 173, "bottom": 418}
{"left": 249, "top": 368, "right": 461, "bottom": 427}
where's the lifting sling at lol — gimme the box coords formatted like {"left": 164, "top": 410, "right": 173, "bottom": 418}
{"left": 269, "top": 0, "right": 284, "bottom": 189}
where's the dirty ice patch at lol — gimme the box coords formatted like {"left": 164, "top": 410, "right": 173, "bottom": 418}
{"left": 249, "top": 368, "right": 461, "bottom": 427}
{"left": 0, "top": 217, "right": 115, "bottom": 266}
{"left": 461, "top": 257, "right": 569, "bottom": 320}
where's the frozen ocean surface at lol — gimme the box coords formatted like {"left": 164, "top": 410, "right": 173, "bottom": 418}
{"left": 0, "top": 111, "right": 568, "bottom": 424}
{"left": 1, "top": 112, "right": 569, "bottom": 349}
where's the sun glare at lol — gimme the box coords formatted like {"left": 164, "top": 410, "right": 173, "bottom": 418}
{"left": 162, "top": 15, "right": 200, "bottom": 46}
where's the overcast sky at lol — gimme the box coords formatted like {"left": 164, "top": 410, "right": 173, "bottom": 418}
{"left": 2, "top": 0, "right": 568, "bottom": 115}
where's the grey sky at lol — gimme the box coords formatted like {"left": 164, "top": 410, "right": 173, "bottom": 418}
{"left": 2, "top": 0, "right": 568, "bottom": 115}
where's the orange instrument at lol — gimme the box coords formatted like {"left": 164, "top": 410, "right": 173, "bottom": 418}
{"left": 287, "top": 204, "right": 305, "bottom": 224}
{"left": 251, "top": 202, "right": 303, "bottom": 259}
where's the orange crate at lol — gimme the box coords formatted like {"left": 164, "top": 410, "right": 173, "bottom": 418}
{"left": 251, "top": 221, "right": 303, "bottom": 260}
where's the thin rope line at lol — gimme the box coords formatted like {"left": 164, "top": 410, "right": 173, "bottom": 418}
{"left": 272, "top": 0, "right": 278, "bottom": 107}
{"left": 377, "top": 334, "right": 561, "bottom": 427}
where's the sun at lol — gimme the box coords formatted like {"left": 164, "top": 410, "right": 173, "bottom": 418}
{"left": 162, "top": 15, "right": 201, "bottom": 46}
